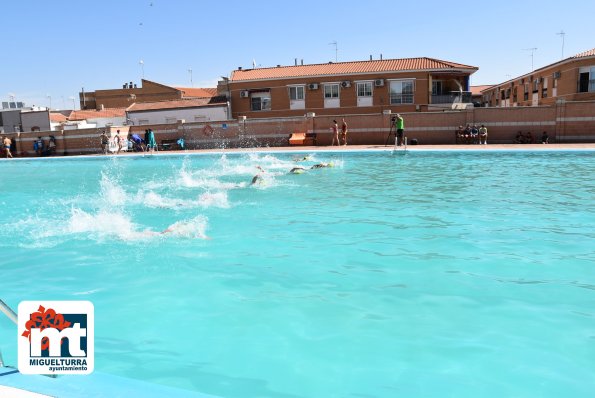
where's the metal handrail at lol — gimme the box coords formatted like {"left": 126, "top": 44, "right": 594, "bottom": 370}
{"left": 0, "top": 299, "right": 17, "bottom": 325}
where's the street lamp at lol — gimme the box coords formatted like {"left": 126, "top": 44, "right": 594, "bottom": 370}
{"left": 139, "top": 59, "right": 145, "bottom": 79}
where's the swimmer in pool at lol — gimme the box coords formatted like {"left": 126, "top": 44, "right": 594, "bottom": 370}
{"left": 311, "top": 162, "right": 334, "bottom": 169}
{"left": 251, "top": 165, "right": 265, "bottom": 185}
{"left": 290, "top": 167, "right": 306, "bottom": 174}
{"left": 294, "top": 155, "right": 311, "bottom": 162}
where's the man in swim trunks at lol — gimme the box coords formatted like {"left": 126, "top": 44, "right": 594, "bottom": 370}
{"left": 290, "top": 167, "right": 306, "bottom": 174}
{"left": 340, "top": 118, "right": 348, "bottom": 146}
{"left": 331, "top": 120, "right": 339, "bottom": 146}
{"left": 3, "top": 136, "right": 13, "bottom": 158}
{"left": 100, "top": 131, "right": 109, "bottom": 154}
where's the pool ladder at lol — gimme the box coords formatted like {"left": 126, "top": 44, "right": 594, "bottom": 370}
{"left": 0, "top": 299, "right": 17, "bottom": 368}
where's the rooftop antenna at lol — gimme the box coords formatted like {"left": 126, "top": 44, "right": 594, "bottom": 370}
{"left": 556, "top": 30, "right": 566, "bottom": 59}
{"left": 328, "top": 41, "right": 338, "bottom": 62}
{"left": 188, "top": 68, "right": 193, "bottom": 87}
{"left": 252, "top": 59, "right": 256, "bottom": 68}
{"left": 523, "top": 47, "right": 537, "bottom": 71}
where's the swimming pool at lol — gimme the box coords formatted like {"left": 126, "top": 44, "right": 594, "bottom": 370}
{"left": 1, "top": 150, "right": 594, "bottom": 397}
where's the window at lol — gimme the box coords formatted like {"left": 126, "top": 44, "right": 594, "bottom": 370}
{"left": 165, "top": 117, "right": 177, "bottom": 124}
{"left": 578, "top": 66, "right": 595, "bottom": 93}
{"left": 390, "top": 80, "right": 414, "bottom": 104}
{"left": 324, "top": 84, "right": 339, "bottom": 98}
{"left": 357, "top": 82, "right": 373, "bottom": 97}
{"left": 542, "top": 77, "right": 548, "bottom": 98}
{"left": 524, "top": 84, "right": 529, "bottom": 101}
{"left": 513, "top": 87, "right": 518, "bottom": 102}
{"left": 533, "top": 79, "right": 539, "bottom": 93}
{"left": 250, "top": 92, "right": 271, "bottom": 111}
{"left": 288, "top": 86, "right": 304, "bottom": 100}
{"left": 432, "top": 81, "right": 443, "bottom": 95}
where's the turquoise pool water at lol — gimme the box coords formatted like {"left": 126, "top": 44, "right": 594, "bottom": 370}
{"left": 1, "top": 150, "right": 594, "bottom": 397}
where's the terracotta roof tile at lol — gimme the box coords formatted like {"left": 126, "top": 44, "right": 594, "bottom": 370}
{"left": 230, "top": 57, "right": 478, "bottom": 82}
{"left": 68, "top": 108, "right": 126, "bottom": 121}
{"left": 572, "top": 48, "right": 595, "bottom": 58}
{"left": 471, "top": 85, "right": 494, "bottom": 95}
{"left": 126, "top": 98, "right": 226, "bottom": 112}
{"left": 175, "top": 87, "right": 218, "bottom": 98}
{"left": 50, "top": 112, "right": 68, "bottom": 122}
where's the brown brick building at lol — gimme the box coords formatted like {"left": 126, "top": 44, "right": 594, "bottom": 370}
{"left": 222, "top": 57, "right": 478, "bottom": 118}
{"left": 481, "top": 48, "right": 595, "bottom": 107}
{"left": 80, "top": 79, "right": 217, "bottom": 110}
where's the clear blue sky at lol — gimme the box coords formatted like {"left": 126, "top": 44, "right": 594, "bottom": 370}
{"left": 2, "top": 0, "right": 594, "bottom": 110}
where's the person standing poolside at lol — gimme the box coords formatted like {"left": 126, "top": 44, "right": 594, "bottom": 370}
{"left": 3, "top": 136, "right": 13, "bottom": 158}
{"left": 340, "top": 118, "right": 348, "bottom": 146}
{"left": 100, "top": 131, "right": 109, "bottom": 154}
{"left": 116, "top": 130, "right": 123, "bottom": 154}
{"left": 479, "top": 124, "right": 488, "bottom": 145}
{"left": 394, "top": 114, "right": 404, "bottom": 146}
{"left": 541, "top": 131, "right": 549, "bottom": 144}
{"left": 331, "top": 120, "right": 339, "bottom": 146}
{"left": 147, "top": 129, "right": 157, "bottom": 154}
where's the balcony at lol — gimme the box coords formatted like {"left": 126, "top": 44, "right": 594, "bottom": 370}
{"left": 431, "top": 91, "right": 472, "bottom": 104}
{"left": 389, "top": 94, "right": 414, "bottom": 104}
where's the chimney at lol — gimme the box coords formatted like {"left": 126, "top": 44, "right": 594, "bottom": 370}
{"left": 370, "top": 55, "right": 372, "bottom": 61}
{"left": 380, "top": 53, "right": 383, "bottom": 60}
{"left": 123, "top": 83, "right": 128, "bottom": 89}
{"left": 295, "top": 58, "right": 298, "bottom": 66}
{"left": 129, "top": 81, "right": 133, "bottom": 89}
{"left": 277, "top": 64, "right": 281, "bottom": 67}
{"left": 301, "top": 59, "right": 303, "bottom": 65}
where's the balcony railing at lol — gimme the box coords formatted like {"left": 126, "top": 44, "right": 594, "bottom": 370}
{"left": 431, "top": 91, "right": 472, "bottom": 104}
{"left": 389, "top": 94, "right": 414, "bottom": 104}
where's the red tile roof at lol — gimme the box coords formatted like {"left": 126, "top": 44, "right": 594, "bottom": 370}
{"left": 126, "top": 98, "right": 226, "bottom": 112}
{"left": 68, "top": 108, "right": 126, "bottom": 121}
{"left": 175, "top": 87, "right": 218, "bottom": 98}
{"left": 470, "top": 85, "right": 494, "bottom": 95}
{"left": 230, "top": 57, "right": 478, "bottom": 82}
{"left": 572, "top": 48, "right": 595, "bottom": 58}
{"left": 50, "top": 112, "right": 68, "bottom": 122}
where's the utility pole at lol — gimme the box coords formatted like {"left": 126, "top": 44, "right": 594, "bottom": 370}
{"left": 556, "top": 30, "right": 566, "bottom": 59}
{"left": 329, "top": 41, "right": 338, "bottom": 62}
{"left": 523, "top": 48, "right": 538, "bottom": 71}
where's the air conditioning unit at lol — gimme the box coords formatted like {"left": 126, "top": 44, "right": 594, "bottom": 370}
{"left": 341, "top": 81, "right": 351, "bottom": 88}
{"left": 553, "top": 71, "right": 561, "bottom": 79}
{"left": 374, "top": 79, "right": 384, "bottom": 87}
{"left": 308, "top": 83, "right": 319, "bottom": 90}
{"left": 240, "top": 90, "right": 250, "bottom": 98}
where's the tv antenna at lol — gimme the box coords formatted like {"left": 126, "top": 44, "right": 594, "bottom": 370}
{"left": 556, "top": 30, "right": 566, "bottom": 59}
{"left": 523, "top": 48, "right": 537, "bottom": 71}
{"left": 329, "top": 41, "right": 338, "bottom": 62}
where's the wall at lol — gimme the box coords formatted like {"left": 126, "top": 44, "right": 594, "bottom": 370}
{"left": 0, "top": 109, "right": 21, "bottom": 133}
{"left": 229, "top": 71, "right": 473, "bottom": 118}
{"left": 6, "top": 101, "right": 595, "bottom": 156}
{"left": 83, "top": 80, "right": 183, "bottom": 110}
{"left": 21, "top": 110, "right": 51, "bottom": 132}
{"left": 483, "top": 55, "right": 595, "bottom": 107}
{"left": 127, "top": 105, "right": 228, "bottom": 125}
